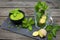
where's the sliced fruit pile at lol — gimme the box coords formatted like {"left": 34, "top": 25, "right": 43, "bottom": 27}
{"left": 32, "top": 29, "right": 47, "bottom": 38}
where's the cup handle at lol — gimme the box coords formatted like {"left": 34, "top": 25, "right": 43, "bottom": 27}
{"left": 49, "top": 16, "right": 53, "bottom": 25}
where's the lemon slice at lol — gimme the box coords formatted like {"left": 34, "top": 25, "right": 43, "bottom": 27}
{"left": 39, "top": 18, "right": 45, "bottom": 24}
{"left": 38, "top": 29, "right": 47, "bottom": 38}
{"left": 39, "top": 32, "right": 44, "bottom": 38}
{"left": 42, "top": 15, "right": 47, "bottom": 19}
{"left": 32, "top": 31, "right": 38, "bottom": 36}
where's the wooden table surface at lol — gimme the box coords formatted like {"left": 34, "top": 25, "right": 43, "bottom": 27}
{"left": 0, "top": 0, "right": 60, "bottom": 40}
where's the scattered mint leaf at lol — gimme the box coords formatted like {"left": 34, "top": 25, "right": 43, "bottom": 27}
{"left": 29, "top": 18, "right": 34, "bottom": 25}
{"left": 46, "top": 25, "right": 53, "bottom": 32}
{"left": 22, "top": 18, "right": 27, "bottom": 24}
{"left": 47, "top": 33, "right": 53, "bottom": 40}
{"left": 22, "top": 17, "right": 34, "bottom": 31}
{"left": 46, "top": 25, "right": 60, "bottom": 38}
{"left": 52, "top": 25, "right": 60, "bottom": 37}
{"left": 54, "top": 25, "right": 60, "bottom": 31}
{"left": 29, "top": 18, "right": 32, "bottom": 22}
{"left": 28, "top": 25, "right": 32, "bottom": 31}
{"left": 52, "top": 28, "right": 57, "bottom": 37}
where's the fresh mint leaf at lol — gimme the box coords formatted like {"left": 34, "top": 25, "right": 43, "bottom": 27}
{"left": 35, "top": 1, "right": 48, "bottom": 12}
{"left": 54, "top": 25, "right": 60, "bottom": 31}
{"left": 28, "top": 25, "right": 32, "bottom": 31}
{"left": 36, "top": 12, "right": 42, "bottom": 22}
{"left": 52, "top": 28, "right": 57, "bottom": 37}
{"left": 22, "top": 18, "right": 34, "bottom": 31}
{"left": 35, "top": 1, "right": 41, "bottom": 12}
{"left": 22, "top": 24, "right": 28, "bottom": 28}
{"left": 41, "top": 2, "right": 48, "bottom": 10}
{"left": 29, "top": 18, "right": 34, "bottom": 25}
{"left": 47, "top": 33, "right": 53, "bottom": 40}
{"left": 22, "top": 18, "right": 27, "bottom": 24}
{"left": 29, "top": 18, "right": 32, "bottom": 21}
{"left": 30, "top": 20, "right": 34, "bottom": 25}
{"left": 52, "top": 25, "right": 60, "bottom": 37}
{"left": 46, "top": 25, "right": 53, "bottom": 32}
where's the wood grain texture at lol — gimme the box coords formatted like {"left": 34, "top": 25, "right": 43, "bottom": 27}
{"left": 0, "top": 8, "right": 60, "bottom": 16}
{"left": 0, "top": 8, "right": 34, "bottom": 16}
{"left": 0, "top": 1, "right": 59, "bottom": 8}
{"left": 0, "top": 28, "right": 34, "bottom": 40}
{"left": 0, "top": 1, "right": 60, "bottom": 40}
{"left": 0, "top": 0, "right": 55, "bottom": 2}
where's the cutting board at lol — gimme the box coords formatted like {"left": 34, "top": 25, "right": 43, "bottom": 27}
{"left": 0, "top": 17, "right": 47, "bottom": 40}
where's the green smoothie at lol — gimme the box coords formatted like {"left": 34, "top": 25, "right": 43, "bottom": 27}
{"left": 10, "top": 13, "right": 24, "bottom": 20}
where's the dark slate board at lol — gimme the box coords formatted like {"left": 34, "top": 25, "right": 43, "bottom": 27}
{"left": 0, "top": 17, "right": 47, "bottom": 40}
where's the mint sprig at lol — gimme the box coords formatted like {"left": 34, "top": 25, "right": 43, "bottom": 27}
{"left": 22, "top": 18, "right": 34, "bottom": 31}
{"left": 47, "top": 33, "right": 53, "bottom": 40}
{"left": 35, "top": 1, "right": 48, "bottom": 12}
{"left": 46, "top": 25, "right": 60, "bottom": 40}
{"left": 10, "top": 8, "right": 20, "bottom": 17}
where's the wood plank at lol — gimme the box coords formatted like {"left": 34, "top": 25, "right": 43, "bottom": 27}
{"left": 0, "top": 8, "right": 60, "bottom": 16}
{"left": 0, "top": 2, "right": 35, "bottom": 7}
{"left": 0, "top": 0, "right": 37, "bottom": 2}
{"left": 52, "top": 16, "right": 60, "bottom": 25}
{"left": 0, "top": 28, "right": 34, "bottom": 40}
{"left": 53, "top": 0, "right": 60, "bottom": 8}
{"left": 0, "top": 0, "right": 53, "bottom": 2}
{"left": 0, "top": 0, "right": 51, "bottom": 2}
{"left": 0, "top": 1, "right": 60, "bottom": 40}
{"left": 0, "top": 39, "right": 11, "bottom": 40}
{"left": 0, "top": 8, "right": 34, "bottom": 16}
{"left": 0, "top": 1, "right": 59, "bottom": 8}
{"left": 49, "top": 10, "right": 60, "bottom": 16}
